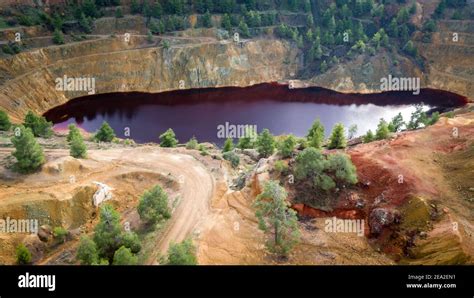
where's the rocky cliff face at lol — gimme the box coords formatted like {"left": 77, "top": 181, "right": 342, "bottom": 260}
{"left": 0, "top": 36, "right": 298, "bottom": 122}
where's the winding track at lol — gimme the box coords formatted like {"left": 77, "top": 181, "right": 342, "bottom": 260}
{"left": 0, "top": 146, "right": 215, "bottom": 264}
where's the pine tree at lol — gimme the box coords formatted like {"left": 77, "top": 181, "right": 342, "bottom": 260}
{"left": 278, "top": 134, "right": 296, "bottom": 158}
{"left": 94, "top": 121, "right": 116, "bottom": 142}
{"left": 256, "top": 128, "right": 275, "bottom": 157}
{"left": 307, "top": 119, "right": 325, "bottom": 149}
{"left": 375, "top": 118, "right": 390, "bottom": 140}
{"left": 53, "top": 29, "right": 65, "bottom": 45}
{"left": 253, "top": 180, "right": 300, "bottom": 257}
{"left": 159, "top": 128, "right": 178, "bottom": 147}
{"left": 93, "top": 205, "right": 123, "bottom": 261}
{"left": 70, "top": 130, "right": 87, "bottom": 159}
{"left": 222, "top": 138, "right": 234, "bottom": 153}
{"left": 363, "top": 130, "right": 375, "bottom": 143}
{"left": 328, "top": 123, "right": 347, "bottom": 149}
{"left": 11, "top": 126, "right": 45, "bottom": 173}
{"left": 23, "top": 111, "right": 53, "bottom": 138}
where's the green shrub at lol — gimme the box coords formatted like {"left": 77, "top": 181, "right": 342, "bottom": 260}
{"left": 16, "top": 244, "right": 32, "bottom": 265}
{"left": 121, "top": 232, "right": 141, "bottom": 254}
{"left": 23, "top": 111, "right": 53, "bottom": 138}
{"left": 138, "top": 185, "right": 171, "bottom": 225}
{"left": 53, "top": 29, "right": 65, "bottom": 45}
{"left": 167, "top": 239, "right": 197, "bottom": 265}
{"left": 77, "top": 236, "right": 98, "bottom": 265}
{"left": 223, "top": 151, "right": 240, "bottom": 168}
{"left": 159, "top": 128, "right": 178, "bottom": 147}
{"left": 186, "top": 136, "right": 198, "bottom": 149}
{"left": 0, "top": 110, "right": 11, "bottom": 131}
{"left": 274, "top": 160, "right": 288, "bottom": 174}
{"left": 53, "top": 227, "right": 68, "bottom": 243}
{"left": 222, "top": 138, "right": 234, "bottom": 153}
{"left": 113, "top": 246, "right": 138, "bottom": 265}
{"left": 363, "top": 130, "right": 375, "bottom": 143}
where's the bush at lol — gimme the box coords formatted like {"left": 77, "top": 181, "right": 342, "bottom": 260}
{"left": 53, "top": 227, "right": 68, "bottom": 243}
{"left": 94, "top": 121, "right": 116, "bottom": 142}
{"left": 121, "top": 232, "right": 141, "bottom": 254}
{"left": 256, "top": 128, "right": 275, "bottom": 157}
{"left": 159, "top": 128, "right": 178, "bottom": 147}
{"left": 223, "top": 151, "right": 240, "bottom": 168}
{"left": 16, "top": 244, "right": 32, "bottom": 265}
{"left": 199, "top": 144, "right": 209, "bottom": 156}
{"left": 0, "top": 110, "right": 11, "bottom": 131}
{"left": 23, "top": 111, "right": 53, "bottom": 138}
{"left": 278, "top": 135, "right": 296, "bottom": 158}
{"left": 294, "top": 148, "right": 357, "bottom": 192}
{"left": 274, "top": 160, "right": 288, "bottom": 175}
{"left": 222, "top": 138, "right": 234, "bottom": 153}
{"left": 328, "top": 123, "right": 347, "bottom": 149}
{"left": 186, "top": 136, "right": 198, "bottom": 149}
{"left": 237, "top": 127, "right": 256, "bottom": 149}
{"left": 426, "top": 112, "right": 440, "bottom": 126}
{"left": 167, "top": 240, "right": 197, "bottom": 265}
{"left": 77, "top": 236, "right": 98, "bottom": 265}
{"left": 113, "top": 246, "right": 138, "bottom": 265}
{"left": 11, "top": 126, "right": 45, "bottom": 173}
{"left": 138, "top": 185, "right": 171, "bottom": 225}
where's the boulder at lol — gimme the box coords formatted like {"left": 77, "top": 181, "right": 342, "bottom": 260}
{"left": 369, "top": 208, "right": 400, "bottom": 236}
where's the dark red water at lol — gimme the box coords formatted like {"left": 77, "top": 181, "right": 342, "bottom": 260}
{"left": 44, "top": 83, "right": 467, "bottom": 145}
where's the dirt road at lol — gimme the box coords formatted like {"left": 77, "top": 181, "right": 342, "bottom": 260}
{"left": 0, "top": 146, "right": 215, "bottom": 264}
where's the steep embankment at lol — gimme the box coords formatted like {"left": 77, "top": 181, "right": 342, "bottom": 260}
{"left": 0, "top": 32, "right": 298, "bottom": 122}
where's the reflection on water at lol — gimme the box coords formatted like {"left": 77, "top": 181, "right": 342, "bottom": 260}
{"left": 44, "top": 84, "right": 466, "bottom": 145}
